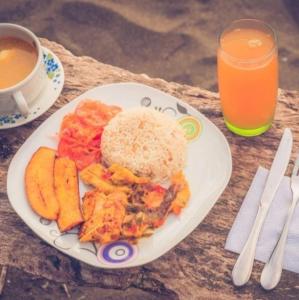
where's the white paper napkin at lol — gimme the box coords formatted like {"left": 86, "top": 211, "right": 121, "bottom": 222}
{"left": 225, "top": 166, "right": 299, "bottom": 273}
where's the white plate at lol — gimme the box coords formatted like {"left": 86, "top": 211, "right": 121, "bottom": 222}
{"left": 0, "top": 47, "right": 64, "bottom": 129}
{"left": 7, "top": 82, "right": 232, "bottom": 268}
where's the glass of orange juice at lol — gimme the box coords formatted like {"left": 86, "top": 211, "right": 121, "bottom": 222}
{"left": 217, "top": 19, "right": 278, "bottom": 136}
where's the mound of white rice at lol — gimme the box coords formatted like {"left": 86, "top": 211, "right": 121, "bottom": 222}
{"left": 101, "top": 107, "right": 187, "bottom": 182}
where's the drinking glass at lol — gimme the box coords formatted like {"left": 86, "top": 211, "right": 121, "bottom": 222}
{"left": 217, "top": 19, "right": 278, "bottom": 136}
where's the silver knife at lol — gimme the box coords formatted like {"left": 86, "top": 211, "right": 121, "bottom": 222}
{"left": 232, "top": 128, "right": 293, "bottom": 286}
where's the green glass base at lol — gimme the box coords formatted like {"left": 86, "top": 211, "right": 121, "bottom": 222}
{"left": 225, "top": 120, "right": 272, "bottom": 137}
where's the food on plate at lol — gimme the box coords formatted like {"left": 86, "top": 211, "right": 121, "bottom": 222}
{"left": 24, "top": 99, "right": 191, "bottom": 245}
{"left": 79, "top": 162, "right": 190, "bottom": 243}
{"left": 81, "top": 190, "right": 96, "bottom": 221}
{"left": 54, "top": 157, "right": 83, "bottom": 232}
{"left": 25, "top": 147, "right": 59, "bottom": 220}
{"left": 169, "top": 172, "right": 191, "bottom": 215}
{"left": 80, "top": 190, "right": 128, "bottom": 244}
{"left": 109, "top": 164, "right": 150, "bottom": 185}
{"left": 101, "top": 107, "right": 187, "bottom": 182}
{"left": 58, "top": 100, "right": 121, "bottom": 170}
{"left": 79, "top": 163, "right": 131, "bottom": 194}
{"left": 142, "top": 185, "right": 166, "bottom": 209}
{"left": 122, "top": 174, "right": 190, "bottom": 231}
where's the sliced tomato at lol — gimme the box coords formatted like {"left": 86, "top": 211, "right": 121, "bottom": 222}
{"left": 57, "top": 100, "right": 121, "bottom": 170}
{"left": 75, "top": 100, "right": 121, "bottom": 129}
{"left": 152, "top": 218, "right": 165, "bottom": 228}
{"left": 58, "top": 133, "right": 101, "bottom": 170}
{"left": 102, "top": 171, "right": 112, "bottom": 181}
{"left": 152, "top": 185, "right": 166, "bottom": 194}
{"left": 171, "top": 204, "right": 182, "bottom": 215}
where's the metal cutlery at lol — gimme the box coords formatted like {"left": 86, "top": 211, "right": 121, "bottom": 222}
{"left": 232, "top": 128, "right": 293, "bottom": 286}
{"left": 260, "top": 152, "right": 299, "bottom": 290}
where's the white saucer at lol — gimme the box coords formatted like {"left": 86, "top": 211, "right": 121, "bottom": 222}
{"left": 0, "top": 47, "right": 64, "bottom": 129}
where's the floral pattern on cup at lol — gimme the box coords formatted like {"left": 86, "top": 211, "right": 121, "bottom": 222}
{"left": 43, "top": 52, "right": 61, "bottom": 90}
{"left": 0, "top": 113, "right": 22, "bottom": 126}
{"left": 97, "top": 241, "right": 138, "bottom": 265}
{"left": 43, "top": 53, "right": 59, "bottom": 79}
{"left": 0, "top": 107, "right": 42, "bottom": 126}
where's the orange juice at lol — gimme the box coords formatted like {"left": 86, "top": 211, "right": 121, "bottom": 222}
{"left": 218, "top": 20, "right": 278, "bottom": 136}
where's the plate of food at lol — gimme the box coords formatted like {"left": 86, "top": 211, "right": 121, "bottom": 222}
{"left": 7, "top": 82, "right": 232, "bottom": 268}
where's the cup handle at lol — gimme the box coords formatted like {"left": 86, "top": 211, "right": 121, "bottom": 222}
{"left": 13, "top": 91, "right": 29, "bottom": 117}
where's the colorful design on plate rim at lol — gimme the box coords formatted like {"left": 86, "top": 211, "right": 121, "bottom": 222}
{"left": 41, "top": 219, "right": 137, "bottom": 265}
{"left": 0, "top": 49, "right": 62, "bottom": 127}
{"left": 39, "top": 217, "right": 52, "bottom": 226}
{"left": 178, "top": 116, "right": 202, "bottom": 141}
{"left": 140, "top": 96, "right": 201, "bottom": 140}
{"left": 97, "top": 241, "right": 138, "bottom": 264}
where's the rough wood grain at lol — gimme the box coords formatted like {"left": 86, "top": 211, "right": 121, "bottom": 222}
{"left": 1, "top": 38, "right": 299, "bottom": 300}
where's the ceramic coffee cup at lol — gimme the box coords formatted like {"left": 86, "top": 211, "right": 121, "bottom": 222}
{"left": 0, "top": 23, "right": 47, "bottom": 117}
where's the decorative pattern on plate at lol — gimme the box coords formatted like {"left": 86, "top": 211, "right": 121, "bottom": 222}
{"left": 176, "top": 103, "right": 189, "bottom": 115}
{"left": 50, "top": 229, "right": 80, "bottom": 250}
{"left": 179, "top": 116, "right": 202, "bottom": 141}
{"left": 139, "top": 96, "right": 201, "bottom": 139}
{"left": 48, "top": 228, "right": 99, "bottom": 257}
{"left": 39, "top": 217, "right": 52, "bottom": 226}
{"left": 162, "top": 107, "right": 177, "bottom": 117}
{"left": 140, "top": 97, "right": 151, "bottom": 107}
{"left": 97, "top": 241, "right": 138, "bottom": 265}
{"left": 140, "top": 97, "right": 184, "bottom": 117}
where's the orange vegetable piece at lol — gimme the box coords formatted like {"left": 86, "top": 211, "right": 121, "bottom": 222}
{"left": 109, "top": 164, "right": 149, "bottom": 185}
{"left": 143, "top": 190, "right": 165, "bottom": 209}
{"left": 170, "top": 172, "right": 190, "bottom": 215}
{"left": 25, "top": 147, "right": 59, "bottom": 220}
{"left": 54, "top": 157, "right": 83, "bottom": 232}
{"left": 80, "top": 163, "right": 131, "bottom": 194}
{"left": 80, "top": 191, "right": 127, "bottom": 244}
{"left": 82, "top": 191, "right": 96, "bottom": 221}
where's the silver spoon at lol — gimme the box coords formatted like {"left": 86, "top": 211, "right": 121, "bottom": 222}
{"left": 260, "top": 152, "right": 299, "bottom": 290}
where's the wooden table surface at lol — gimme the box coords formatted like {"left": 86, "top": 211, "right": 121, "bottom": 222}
{"left": 1, "top": 39, "right": 299, "bottom": 300}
